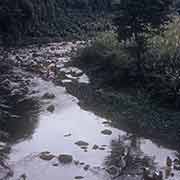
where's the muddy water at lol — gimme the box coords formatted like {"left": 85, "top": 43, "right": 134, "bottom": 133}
{"left": 1, "top": 42, "right": 180, "bottom": 180}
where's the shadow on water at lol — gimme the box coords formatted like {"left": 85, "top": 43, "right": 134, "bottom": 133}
{"left": 3, "top": 98, "right": 40, "bottom": 144}
{"left": 0, "top": 96, "right": 40, "bottom": 162}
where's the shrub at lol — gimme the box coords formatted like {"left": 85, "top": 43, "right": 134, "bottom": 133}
{"left": 144, "top": 16, "right": 180, "bottom": 106}
{"left": 78, "top": 16, "right": 180, "bottom": 107}
{"left": 78, "top": 31, "right": 133, "bottom": 68}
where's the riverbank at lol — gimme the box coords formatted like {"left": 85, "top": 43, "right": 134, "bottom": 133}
{"left": 68, "top": 53, "right": 180, "bottom": 150}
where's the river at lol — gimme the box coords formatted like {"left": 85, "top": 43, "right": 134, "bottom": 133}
{"left": 0, "top": 41, "right": 180, "bottom": 180}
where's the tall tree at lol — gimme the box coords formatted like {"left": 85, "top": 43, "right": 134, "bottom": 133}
{"left": 114, "top": 0, "right": 175, "bottom": 71}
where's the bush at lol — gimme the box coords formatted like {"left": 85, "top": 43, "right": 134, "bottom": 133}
{"left": 78, "top": 31, "right": 133, "bottom": 69}
{"left": 78, "top": 16, "right": 180, "bottom": 107}
{"left": 144, "top": 16, "right": 180, "bottom": 106}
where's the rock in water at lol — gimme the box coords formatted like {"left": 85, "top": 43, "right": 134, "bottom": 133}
{"left": 83, "top": 164, "right": 90, "bottom": 171}
{"left": 75, "top": 141, "right": 89, "bottom": 146}
{"left": 58, "top": 154, "right": 73, "bottom": 164}
{"left": 39, "top": 152, "right": 55, "bottom": 161}
{"left": 74, "top": 176, "right": 84, "bottom": 179}
{"left": 47, "top": 105, "right": 55, "bottom": 112}
{"left": 92, "top": 144, "right": 99, "bottom": 150}
{"left": 42, "top": 92, "right": 55, "bottom": 99}
{"left": 64, "top": 133, "right": 72, "bottom": 137}
{"left": 101, "top": 129, "right": 112, "bottom": 135}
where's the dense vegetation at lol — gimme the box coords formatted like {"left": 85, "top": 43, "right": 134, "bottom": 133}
{"left": 76, "top": 0, "right": 180, "bottom": 144}
{"left": 0, "top": 0, "right": 114, "bottom": 45}
{"left": 78, "top": 0, "right": 180, "bottom": 107}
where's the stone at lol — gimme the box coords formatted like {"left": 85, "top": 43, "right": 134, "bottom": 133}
{"left": 101, "top": 145, "right": 107, "bottom": 147}
{"left": 42, "top": 93, "right": 55, "bottom": 99}
{"left": 39, "top": 152, "right": 55, "bottom": 161}
{"left": 80, "top": 146, "right": 88, "bottom": 150}
{"left": 99, "top": 147, "right": 105, "bottom": 151}
{"left": 101, "top": 129, "right": 112, "bottom": 135}
{"left": 84, "top": 165, "right": 90, "bottom": 171}
{"left": 74, "top": 160, "right": 80, "bottom": 165}
{"left": 47, "top": 105, "right": 55, "bottom": 113}
{"left": 64, "top": 133, "right": 72, "bottom": 137}
{"left": 74, "top": 176, "right": 84, "bottom": 179}
{"left": 52, "top": 163, "right": 59, "bottom": 167}
{"left": 92, "top": 145, "right": 99, "bottom": 150}
{"left": 75, "top": 141, "right": 89, "bottom": 146}
{"left": 58, "top": 154, "right": 73, "bottom": 164}
{"left": 102, "top": 121, "right": 111, "bottom": 125}
{"left": 106, "top": 166, "right": 118, "bottom": 175}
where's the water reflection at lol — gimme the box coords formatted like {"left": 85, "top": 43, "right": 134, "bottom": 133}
{"left": 105, "top": 134, "right": 156, "bottom": 179}
{"left": 1, "top": 97, "right": 40, "bottom": 144}
{"left": 65, "top": 77, "right": 180, "bottom": 150}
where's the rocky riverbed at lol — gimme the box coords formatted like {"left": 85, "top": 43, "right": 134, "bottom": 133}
{"left": 0, "top": 41, "right": 180, "bottom": 180}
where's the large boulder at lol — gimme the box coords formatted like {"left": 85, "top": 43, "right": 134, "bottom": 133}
{"left": 39, "top": 152, "right": 55, "bottom": 161}
{"left": 58, "top": 154, "right": 73, "bottom": 164}
{"left": 47, "top": 105, "right": 55, "bottom": 113}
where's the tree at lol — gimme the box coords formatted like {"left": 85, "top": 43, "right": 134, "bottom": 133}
{"left": 0, "top": 0, "right": 34, "bottom": 46}
{"left": 114, "top": 0, "right": 175, "bottom": 72}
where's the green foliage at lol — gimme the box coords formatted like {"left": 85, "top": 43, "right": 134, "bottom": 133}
{"left": 143, "top": 16, "right": 180, "bottom": 106}
{"left": 114, "top": 0, "right": 174, "bottom": 42}
{"left": 78, "top": 16, "right": 180, "bottom": 107}
{"left": 0, "top": 0, "right": 34, "bottom": 45}
{"left": 93, "top": 31, "right": 119, "bottom": 50}
{"left": 0, "top": 0, "right": 113, "bottom": 45}
{"left": 148, "top": 16, "right": 180, "bottom": 59}
{"left": 113, "top": 0, "right": 175, "bottom": 75}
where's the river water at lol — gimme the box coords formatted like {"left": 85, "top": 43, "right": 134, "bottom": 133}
{"left": 1, "top": 42, "right": 180, "bottom": 180}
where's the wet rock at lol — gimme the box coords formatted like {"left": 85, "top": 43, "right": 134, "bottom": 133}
{"left": 74, "top": 176, "right": 84, "bottom": 179}
{"left": 15, "top": 55, "right": 22, "bottom": 62}
{"left": 42, "top": 92, "right": 55, "bottom": 99}
{"left": 84, "top": 164, "right": 90, "bottom": 171}
{"left": 11, "top": 88, "right": 25, "bottom": 98}
{"left": 101, "top": 129, "right": 112, "bottom": 135}
{"left": 92, "top": 144, "right": 99, "bottom": 150}
{"left": 39, "top": 152, "right": 55, "bottom": 161}
{"left": 74, "top": 160, "right": 80, "bottom": 165}
{"left": 101, "top": 145, "right": 107, "bottom": 147}
{"left": 102, "top": 121, "right": 111, "bottom": 125}
{"left": 106, "top": 166, "right": 119, "bottom": 176}
{"left": 1, "top": 79, "right": 13, "bottom": 91}
{"left": 80, "top": 146, "right": 88, "bottom": 150}
{"left": 19, "top": 174, "right": 27, "bottom": 180}
{"left": 58, "top": 154, "right": 73, "bottom": 164}
{"left": 32, "top": 53, "right": 41, "bottom": 58}
{"left": 64, "top": 133, "right": 72, "bottom": 137}
{"left": 50, "top": 47, "right": 56, "bottom": 51}
{"left": 52, "top": 163, "right": 59, "bottom": 167}
{"left": 47, "top": 105, "right": 55, "bottom": 113}
{"left": 75, "top": 141, "right": 89, "bottom": 146}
